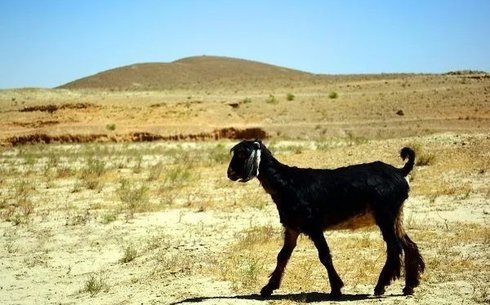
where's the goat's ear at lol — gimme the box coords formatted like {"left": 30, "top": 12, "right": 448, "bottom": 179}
{"left": 230, "top": 142, "right": 239, "bottom": 155}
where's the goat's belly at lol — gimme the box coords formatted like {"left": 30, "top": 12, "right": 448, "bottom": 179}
{"left": 324, "top": 210, "right": 376, "bottom": 230}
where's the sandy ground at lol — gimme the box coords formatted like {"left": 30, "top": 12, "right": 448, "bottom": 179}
{"left": 1, "top": 134, "right": 489, "bottom": 305}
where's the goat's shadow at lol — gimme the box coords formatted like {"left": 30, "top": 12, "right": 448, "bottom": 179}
{"left": 170, "top": 292, "right": 383, "bottom": 304}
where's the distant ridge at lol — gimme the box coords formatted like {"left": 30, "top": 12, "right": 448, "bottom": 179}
{"left": 58, "top": 56, "right": 317, "bottom": 90}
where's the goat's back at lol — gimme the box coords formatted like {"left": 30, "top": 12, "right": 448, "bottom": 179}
{"left": 330, "top": 161, "right": 409, "bottom": 202}
{"left": 273, "top": 161, "right": 409, "bottom": 231}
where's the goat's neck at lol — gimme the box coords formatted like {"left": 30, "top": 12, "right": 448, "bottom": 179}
{"left": 257, "top": 150, "right": 287, "bottom": 196}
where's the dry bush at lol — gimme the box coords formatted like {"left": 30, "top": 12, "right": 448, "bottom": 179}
{"left": 152, "top": 249, "right": 196, "bottom": 278}
{"left": 80, "top": 157, "right": 107, "bottom": 191}
{"left": 81, "top": 273, "right": 109, "bottom": 296}
{"left": 406, "top": 143, "right": 436, "bottom": 166}
{"left": 215, "top": 225, "right": 387, "bottom": 294}
{"left": 120, "top": 243, "right": 138, "bottom": 263}
{"left": 215, "top": 225, "right": 279, "bottom": 291}
{"left": 117, "top": 179, "right": 149, "bottom": 218}
{"left": 1, "top": 180, "right": 35, "bottom": 225}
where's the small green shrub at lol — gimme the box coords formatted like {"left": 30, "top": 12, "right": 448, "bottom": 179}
{"left": 286, "top": 93, "right": 295, "bottom": 101}
{"left": 82, "top": 157, "right": 106, "bottom": 177}
{"left": 79, "top": 158, "right": 106, "bottom": 190}
{"left": 346, "top": 131, "right": 368, "bottom": 146}
{"left": 265, "top": 94, "right": 278, "bottom": 104}
{"left": 165, "top": 166, "right": 190, "bottom": 186}
{"left": 101, "top": 212, "right": 117, "bottom": 224}
{"left": 71, "top": 181, "right": 83, "bottom": 193}
{"left": 106, "top": 123, "right": 116, "bottom": 131}
{"left": 218, "top": 225, "right": 276, "bottom": 291}
{"left": 132, "top": 155, "right": 143, "bottom": 174}
{"left": 163, "top": 163, "right": 195, "bottom": 189}
{"left": 408, "top": 143, "right": 436, "bottom": 166}
{"left": 208, "top": 143, "right": 229, "bottom": 164}
{"left": 57, "top": 166, "right": 74, "bottom": 178}
{"left": 3, "top": 180, "right": 36, "bottom": 225}
{"left": 120, "top": 244, "right": 138, "bottom": 263}
{"left": 147, "top": 161, "right": 163, "bottom": 181}
{"left": 328, "top": 91, "right": 338, "bottom": 99}
{"left": 15, "top": 180, "right": 33, "bottom": 199}
{"left": 237, "top": 256, "right": 263, "bottom": 288}
{"left": 82, "top": 274, "right": 109, "bottom": 296}
{"left": 416, "top": 153, "right": 436, "bottom": 166}
{"left": 117, "top": 179, "right": 149, "bottom": 217}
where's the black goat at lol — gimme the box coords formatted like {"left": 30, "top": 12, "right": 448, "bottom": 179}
{"left": 227, "top": 140, "right": 424, "bottom": 298}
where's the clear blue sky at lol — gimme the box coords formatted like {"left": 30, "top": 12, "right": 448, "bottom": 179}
{"left": 1, "top": 0, "right": 489, "bottom": 88}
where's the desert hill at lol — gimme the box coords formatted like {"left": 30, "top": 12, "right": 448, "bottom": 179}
{"left": 1, "top": 56, "right": 489, "bottom": 146}
{"left": 58, "top": 56, "right": 319, "bottom": 90}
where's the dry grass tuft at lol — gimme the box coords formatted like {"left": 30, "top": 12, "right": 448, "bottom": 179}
{"left": 216, "top": 225, "right": 280, "bottom": 291}
{"left": 81, "top": 273, "right": 109, "bottom": 296}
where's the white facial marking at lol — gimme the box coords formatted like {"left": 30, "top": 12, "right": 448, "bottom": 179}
{"left": 254, "top": 146, "right": 261, "bottom": 177}
{"left": 252, "top": 141, "right": 261, "bottom": 177}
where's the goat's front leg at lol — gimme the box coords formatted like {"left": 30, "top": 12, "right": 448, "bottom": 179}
{"left": 260, "top": 227, "right": 299, "bottom": 297}
{"left": 310, "top": 230, "right": 344, "bottom": 298}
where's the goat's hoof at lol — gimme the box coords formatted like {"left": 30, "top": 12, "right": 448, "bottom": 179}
{"left": 403, "top": 287, "right": 414, "bottom": 295}
{"left": 260, "top": 286, "right": 274, "bottom": 298}
{"left": 329, "top": 289, "right": 342, "bottom": 299}
{"left": 374, "top": 286, "right": 385, "bottom": 296}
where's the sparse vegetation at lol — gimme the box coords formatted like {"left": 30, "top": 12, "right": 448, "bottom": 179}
{"left": 408, "top": 143, "right": 436, "bottom": 166}
{"left": 120, "top": 244, "right": 138, "bottom": 263}
{"left": 218, "top": 225, "right": 278, "bottom": 291}
{"left": 208, "top": 142, "right": 229, "bottom": 164}
{"left": 328, "top": 91, "right": 338, "bottom": 99}
{"left": 101, "top": 211, "right": 117, "bottom": 224}
{"left": 162, "top": 154, "right": 196, "bottom": 190}
{"left": 80, "top": 157, "right": 107, "bottom": 190}
{"left": 153, "top": 248, "right": 196, "bottom": 277}
{"left": 265, "top": 94, "right": 278, "bottom": 104}
{"left": 346, "top": 131, "right": 369, "bottom": 146}
{"left": 416, "top": 153, "right": 436, "bottom": 166}
{"left": 117, "top": 179, "right": 149, "bottom": 218}
{"left": 147, "top": 161, "right": 163, "bottom": 181}
{"left": 242, "top": 97, "right": 252, "bottom": 104}
{"left": 0, "top": 137, "right": 488, "bottom": 304}
{"left": 1, "top": 180, "right": 36, "bottom": 225}
{"left": 106, "top": 123, "right": 116, "bottom": 131}
{"left": 82, "top": 273, "right": 109, "bottom": 296}
{"left": 132, "top": 155, "right": 143, "bottom": 174}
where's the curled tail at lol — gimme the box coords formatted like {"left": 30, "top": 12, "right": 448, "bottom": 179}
{"left": 400, "top": 147, "right": 415, "bottom": 176}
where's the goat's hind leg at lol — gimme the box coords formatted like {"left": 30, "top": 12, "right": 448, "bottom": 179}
{"left": 260, "top": 228, "right": 299, "bottom": 297}
{"left": 309, "top": 230, "right": 344, "bottom": 298}
{"left": 400, "top": 233, "right": 425, "bottom": 295}
{"left": 374, "top": 217, "right": 403, "bottom": 296}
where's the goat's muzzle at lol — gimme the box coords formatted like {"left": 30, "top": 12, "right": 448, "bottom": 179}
{"left": 227, "top": 167, "right": 240, "bottom": 181}
{"left": 227, "top": 167, "right": 254, "bottom": 183}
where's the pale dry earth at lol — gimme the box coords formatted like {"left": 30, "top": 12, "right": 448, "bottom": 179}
{"left": 0, "top": 134, "right": 489, "bottom": 305}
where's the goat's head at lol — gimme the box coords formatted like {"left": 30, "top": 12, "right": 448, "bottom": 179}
{"left": 227, "top": 140, "right": 262, "bottom": 183}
